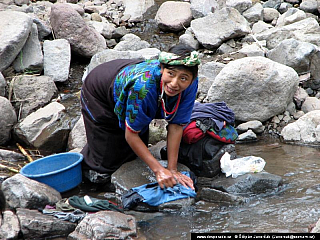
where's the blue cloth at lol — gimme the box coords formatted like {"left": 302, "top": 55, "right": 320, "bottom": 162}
{"left": 190, "top": 102, "right": 235, "bottom": 131}
{"left": 131, "top": 171, "right": 196, "bottom": 206}
{"left": 113, "top": 60, "right": 198, "bottom": 133}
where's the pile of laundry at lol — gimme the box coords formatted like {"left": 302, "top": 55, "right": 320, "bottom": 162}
{"left": 40, "top": 195, "right": 123, "bottom": 223}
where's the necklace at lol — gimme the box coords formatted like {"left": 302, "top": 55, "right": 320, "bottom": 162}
{"left": 159, "top": 80, "right": 181, "bottom": 120}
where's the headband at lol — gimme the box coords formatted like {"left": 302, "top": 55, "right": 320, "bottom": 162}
{"left": 158, "top": 51, "right": 200, "bottom": 67}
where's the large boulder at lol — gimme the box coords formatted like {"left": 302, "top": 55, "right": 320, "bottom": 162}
{"left": 205, "top": 57, "right": 300, "bottom": 122}
{"left": 0, "top": 11, "right": 33, "bottom": 72}
{"left": 50, "top": 3, "right": 106, "bottom": 58}
{"left": 191, "top": 7, "right": 250, "bottom": 49}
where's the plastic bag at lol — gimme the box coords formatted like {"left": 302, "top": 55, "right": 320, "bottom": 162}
{"left": 220, "top": 152, "right": 266, "bottom": 178}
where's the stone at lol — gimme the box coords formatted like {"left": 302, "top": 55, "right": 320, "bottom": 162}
{"left": 0, "top": 72, "right": 5, "bottom": 97}
{"left": 0, "top": 210, "right": 20, "bottom": 239}
{"left": 236, "top": 120, "right": 265, "bottom": 134}
{"left": 67, "top": 115, "right": 87, "bottom": 150}
{"left": 0, "top": 97, "right": 17, "bottom": 145}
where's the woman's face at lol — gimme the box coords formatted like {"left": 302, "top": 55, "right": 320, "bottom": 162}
{"left": 160, "top": 66, "right": 193, "bottom": 97}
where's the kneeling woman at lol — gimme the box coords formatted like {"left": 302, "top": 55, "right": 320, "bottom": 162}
{"left": 80, "top": 44, "right": 200, "bottom": 190}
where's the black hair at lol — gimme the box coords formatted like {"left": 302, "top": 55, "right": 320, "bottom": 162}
{"left": 162, "top": 44, "right": 199, "bottom": 80}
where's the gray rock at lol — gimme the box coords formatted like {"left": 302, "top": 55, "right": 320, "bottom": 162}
{"left": 294, "top": 86, "right": 309, "bottom": 109}
{"left": 205, "top": 57, "right": 299, "bottom": 122}
{"left": 311, "top": 217, "right": 320, "bottom": 233}
{"left": 190, "top": 0, "right": 225, "bottom": 19}
{"left": 191, "top": 7, "right": 250, "bottom": 49}
{"left": 123, "top": 0, "right": 154, "bottom": 22}
{"left": 0, "top": 149, "right": 25, "bottom": 162}
{"left": 299, "top": 0, "right": 319, "bottom": 15}
{"left": 267, "top": 38, "right": 318, "bottom": 74}
{"left": 114, "top": 33, "right": 150, "bottom": 51}
{"left": 301, "top": 97, "right": 320, "bottom": 113}
{"left": 33, "top": 17, "right": 52, "bottom": 41}
{"left": 178, "top": 32, "right": 200, "bottom": 50}
{"left": 148, "top": 119, "right": 167, "bottom": 145}
{"left": 276, "top": 8, "right": 307, "bottom": 27}
{"left": 11, "top": 75, "right": 58, "bottom": 119}
{"left": 197, "top": 61, "right": 225, "bottom": 100}
{"left": 242, "top": 2, "right": 263, "bottom": 23}
{"left": 155, "top": 1, "right": 193, "bottom": 32}
{"left": 12, "top": 23, "right": 43, "bottom": 73}
{"left": 236, "top": 120, "right": 265, "bottom": 134}
{"left": 68, "top": 115, "right": 87, "bottom": 151}
{"left": 111, "top": 159, "right": 192, "bottom": 211}
{"left": 2, "top": 174, "right": 61, "bottom": 209}
{"left": 83, "top": 48, "right": 160, "bottom": 80}
{"left": 13, "top": 102, "right": 71, "bottom": 153}
{"left": 236, "top": 129, "right": 257, "bottom": 142}
{"left": 0, "top": 210, "right": 20, "bottom": 240}
{"left": 17, "top": 208, "right": 76, "bottom": 239}
{"left": 198, "top": 187, "right": 246, "bottom": 205}
{"left": 226, "top": 0, "right": 252, "bottom": 14}
{"left": 238, "top": 42, "right": 266, "bottom": 57}
{"left": 310, "top": 49, "right": 320, "bottom": 82}
{"left": 263, "top": 7, "right": 280, "bottom": 23}
{"left": 43, "top": 39, "right": 71, "bottom": 82}
{"left": 0, "top": 97, "right": 17, "bottom": 145}
{"left": 0, "top": 72, "right": 5, "bottom": 97}
{"left": 50, "top": 3, "right": 106, "bottom": 58}
{"left": 68, "top": 211, "right": 136, "bottom": 239}
{"left": 281, "top": 110, "right": 320, "bottom": 143}
{"left": 88, "top": 20, "right": 116, "bottom": 39}
{"left": 251, "top": 20, "right": 273, "bottom": 34}
{"left": 209, "top": 172, "right": 283, "bottom": 194}
{"left": 0, "top": 10, "right": 33, "bottom": 72}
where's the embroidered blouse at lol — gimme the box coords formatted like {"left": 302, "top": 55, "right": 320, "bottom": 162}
{"left": 113, "top": 59, "right": 198, "bottom": 133}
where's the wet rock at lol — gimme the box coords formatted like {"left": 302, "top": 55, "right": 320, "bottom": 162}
{"left": 43, "top": 39, "right": 71, "bottom": 82}
{"left": 1, "top": 174, "right": 61, "bottom": 209}
{"left": 191, "top": 7, "right": 250, "bottom": 50}
{"left": 17, "top": 208, "right": 76, "bottom": 239}
{"left": 114, "top": 33, "right": 150, "bottom": 51}
{"left": 301, "top": 97, "right": 320, "bottom": 113}
{"left": 11, "top": 75, "right": 58, "bottom": 119}
{"left": 0, "top": 210, "right": 20, "bottom": 240}
{"left": 0, "top": 10, "right": 33, "bottom": 72}
{"left": 198, "top": 187, "right": 246, "bottom": 205}
{"left": 13, "top": 102, "right": 71, "bottom": 153}
{"left": 236, "top": 120, "right": 265, "bottom": 134}
{"left": 50, "top": 3, "right": 106, "bottom": 58}
{"left": 267, "top": 39, "right": 318, "bottom": 74}
{"left": 12, "top": 23, "right": 43, "bottom": 73}
{"left": 111, "top": 159, "right": 192, "bottom": 211}
{"left": 0, "top": 97, "right": 17, "bottom": 145}
{"left": 0, "top": 72, "right": 5, "bottom": 97}
{"left": 205, "top": 57, "right": 299, "bottom": 122}
{"left": 0, "top": 149, "right": 25, "bottom": 162}
{"left": 155, "top": 1, "right": 193, "bottom": 32}
{"left": 205, "top": 172, "right": 283, "bottom": 195}
{"left": 281, "top": 110, "right": 320, "bottom": 144}
{"left": 68, "top": 211, "right": 136, "bottom": 239}
{"left": 68, "top": 115, "right": 87, "bottom": 151}
{"left": 236, "top": 129, "right": 257, "bottom": 142}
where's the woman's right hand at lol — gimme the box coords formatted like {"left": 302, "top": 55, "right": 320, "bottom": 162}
{"left": 155, "top": 168, "right": 177, "bottom": 189}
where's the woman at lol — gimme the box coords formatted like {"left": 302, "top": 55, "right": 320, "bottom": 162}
{"left": 80, "top": 44, "right": 200, "bottom": 190}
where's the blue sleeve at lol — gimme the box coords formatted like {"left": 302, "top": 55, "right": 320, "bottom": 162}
{"left": 170, "top": 78, "right": 198, "bottom": 125}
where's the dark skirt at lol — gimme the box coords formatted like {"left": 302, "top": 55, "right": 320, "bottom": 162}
{"left": 80, "top": 59, "right": 148, "bottom": 174}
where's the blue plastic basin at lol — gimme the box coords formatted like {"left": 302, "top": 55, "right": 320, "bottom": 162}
{"left": 20, "top": 152, "right": 83, "bottom": 193}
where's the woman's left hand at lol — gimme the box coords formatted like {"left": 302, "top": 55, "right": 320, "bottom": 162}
{"left": 170, "top": 170, "right": 195, "bottom": 190}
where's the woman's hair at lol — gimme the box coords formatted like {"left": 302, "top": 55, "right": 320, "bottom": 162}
{"left": 162, "top": 44, "right": 199, "bottom": 80}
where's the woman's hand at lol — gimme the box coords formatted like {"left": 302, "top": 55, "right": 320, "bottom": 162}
{"left": 155, "top": 168, "right": 177, "bottom": 189}
{"left": 170, "top": 169, "right": 195, "bottom": 190}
